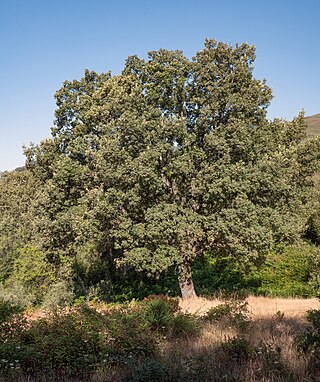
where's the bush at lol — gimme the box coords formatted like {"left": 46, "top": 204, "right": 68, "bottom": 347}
{"left": 192, "top": 253, "right": 259, "bottom": 296}
{"left": 0, "top": 283, "right": 35, "bottom": 309}
{"left": 170, "top": 313, "right": 200, "bottom": 338}
{"left": 0, "top": 299, "right": 23, "bottom": 324}
{"left": 254, "top": 244, "right": 316, "bottom": 297}
{"left": 5, "top": 245, "right": 57, "bottom": 305}
{"left": 205, "top": 299, "right": 250, "bottom": 330}
{"left": 41, "top": 281, "right": 74, "bottom": 309}
{"left": 193, "top": 245, "right": 319, "bottom": 298}
{"left": 137, "top": 295, "right": 179, "bottom": 331}
{"left": 0, "top": 303, "right": 158, "bottom": 379}
{"left": 297, "top": 309, "right": 320, "bottom": 357}
{"left": 128, "top": 358, "right": 166, "bottom": 382}
{"left": 220, "top": 336, "right": 254, "bottom": 361}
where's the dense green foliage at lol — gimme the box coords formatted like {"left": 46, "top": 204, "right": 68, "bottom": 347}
{"left": 0, "top": 296, "right": 198, "bottom": 380}
{"left": 1, "top": 38, "right": 320, "bottom": 303}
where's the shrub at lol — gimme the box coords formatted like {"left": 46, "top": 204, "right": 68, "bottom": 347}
{"left": 0, "top": 283, "right": 35, "bottom": 309}
{"left": 137, "top": 295, "right": 178, "bottom": 331}
{"left": 41, "top": 281, "right": 74, "bottom": 309}
{"left": 0, "top": 303, "right": 158, "bottom": 379}
{"left": 8, "top": 245, "right": 57, "bottom": 304}
{"left": 255, "top": 245, "right": 316, "bottom": 297}
{"left": 128, "top": 358, "right": 166, "bottom": 382}
{"left": 205, "top": 299, "right": 250, "bottom": 330}
{"left": 253, "top": 342, "right": 284, "bottom": 373}
{"left": 220, "top": 336, "right": 254, "bottom": 361}
{"left": 0, "top": 299, "right": 23, "bottom": 324}
{"left": 297, "top": 309, "right": 320, "bottom": 357}
{"left": 170, "top": 313, "right": 200, "bottom": 339}
{"left": 192, "top": 253, "right": 259, "bottom": 296}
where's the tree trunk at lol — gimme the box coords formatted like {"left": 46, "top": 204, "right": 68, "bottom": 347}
{"left": 178, "top": 263, "right": 197, "bottom": 299}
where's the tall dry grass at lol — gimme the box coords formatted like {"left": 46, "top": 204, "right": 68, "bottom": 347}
{"left": 169, "top": 295, "right": 319, "bottom": 381}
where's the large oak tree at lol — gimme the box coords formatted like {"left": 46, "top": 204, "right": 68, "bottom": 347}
{"left": 26, "top": 39, "right": 320, "bottom": 299}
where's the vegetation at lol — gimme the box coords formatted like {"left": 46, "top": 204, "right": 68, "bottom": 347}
{"left": 1, "top": 37, "right": 320, "bottom": 379}
{"left": 0, "top": 295, "right": 320, "bottom": 381}
{"left": 1, "top": 38, "right": 320, "bottom": 303}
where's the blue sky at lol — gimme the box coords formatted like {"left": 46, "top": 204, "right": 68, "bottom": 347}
{"left": 1, "top": 0, "right": 319, "bottom": 171}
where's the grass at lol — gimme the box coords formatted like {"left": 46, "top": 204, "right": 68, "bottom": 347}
{"left": 1, "top": 295, "right": 320, "bottom": 381}
{"left": 179, "top": 295, "right": 319, "bottom": 318}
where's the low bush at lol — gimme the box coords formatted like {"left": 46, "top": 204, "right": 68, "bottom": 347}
{"left": 137, "top": 295, "right": 178, "bottom": 331}
{"left": 220, "top": 336, "right": 254, "bottom": 361}
{"left": 170, "top": 313, "right": 200, "bottom": 338}
{"left": 297, "top": 309, "right": 320, "bottom": 357}
{"left": 205, "top": 299, "right": 250, "bottom": 330}
{"left": 137, "top": 295, "right": 199, "bottom": 339}
{"left": 0, "top": 303, "right": 158, "bottom": 379}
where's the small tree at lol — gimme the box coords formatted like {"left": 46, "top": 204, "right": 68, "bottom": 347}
{"left": 26, "top": 39, "right": 320, "bottom": 299}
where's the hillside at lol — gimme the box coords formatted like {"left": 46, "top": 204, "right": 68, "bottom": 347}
{"left": 305, "top": 113, "right": 320, "bottom": 137}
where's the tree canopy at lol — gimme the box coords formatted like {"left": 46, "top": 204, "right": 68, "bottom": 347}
{"left": 20, "top": 39, "right": 320, "bottom": 299}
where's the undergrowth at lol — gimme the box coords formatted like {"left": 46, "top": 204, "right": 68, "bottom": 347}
{"left": 0, "top": 295, "right": 320, "bottom": 381}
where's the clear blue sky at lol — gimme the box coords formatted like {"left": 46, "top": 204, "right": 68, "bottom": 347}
{"left": 1, "top": 0, "right": 319, "bottom": 171}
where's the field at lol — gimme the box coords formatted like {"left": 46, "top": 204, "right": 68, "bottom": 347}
{"left": 2, "top": 295, "right": 320, "bottom": 382}
{"left": 180, "top": 295, "right": 319, "bottom": 318}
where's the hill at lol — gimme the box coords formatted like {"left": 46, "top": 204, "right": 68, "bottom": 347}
{"left": 305, "top": 113, "right": 320, "bottom": 137}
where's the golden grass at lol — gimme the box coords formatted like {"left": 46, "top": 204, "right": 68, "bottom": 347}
{"left": 179, "top": 295, "right": 319, "bottom": 320}
{"left": 170, "top": 295, "right": 320, "bottom": 381}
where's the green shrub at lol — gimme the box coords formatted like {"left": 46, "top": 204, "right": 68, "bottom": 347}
{"left": 192, "top": 253, "right": 259, "bottom": 296}
{"left": 220, "top": 336, "right": 254, "bottom": 361}
{"left": 205, "top": 299, "right": 250, "bottom": 330}
{"left": 0, "top": 283, "right": 35, "bottom": 309}
{"left": 253, "top": 342, "right": 284, "bottom": 373}
{"left": 139, "top": 299, "right": 173, "bottom": 330}
{"left": 305, "top": 211, "right": 320, "bottom": 245}
{"left": 128, "top": 358, "right": 166, "bottom": 382}
{"left": 193, "top": 245, "right": 318, "bottom": 298}
{"left": 0, "top": 299, "right": 23, "bottom": 324}
{"left": 137, "top": 295, "right": 178, "bottom": 331}
{"left": 170, "top": 313, "right": 200, "bottom": 338}
{"left": 297, "top": 309, "right": 320, "bottom": 358}
{"left": 0, "top": 303, "right": 158, "bottom": 379}
{"left": 7, "top": 245, "right": 57, "bottom": 304}
{"left": 41, "top": 281, "right": 74, "bottom": 309}
{"left": 254, "top": 244, "right": 316, "bottom": 297}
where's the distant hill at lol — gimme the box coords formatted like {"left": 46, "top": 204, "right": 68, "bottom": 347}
{"left": 305, "top": 113, "right": 320, "bottom": 137}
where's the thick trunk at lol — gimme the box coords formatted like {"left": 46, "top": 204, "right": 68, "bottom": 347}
{"left": 178, "top": 264, "right": 197, "bottom": 299}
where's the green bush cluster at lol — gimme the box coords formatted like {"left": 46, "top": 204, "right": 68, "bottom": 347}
{"left": 192, "top": 244, "right": 320, "bottom": 299}
{"left": 0, "top": 296, "right": 199, "bottom": 380}
{"left": 254, "top": 245, "right": 317, "bottom": 297}
{"left": 1, "top": 242, "right": 319, "bottom": 310}
{"left": 137, "top": 295, "right": 199, "bottom": 338}
{"left": 2, "top": 296, "right": 320, "bottom": 381}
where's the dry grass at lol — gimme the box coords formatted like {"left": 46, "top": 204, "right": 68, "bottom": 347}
{"left": 179, "top": 295, "right": 319, "bottom": 320}
{"left": 174, "top": 295, "right": 320, "bottom": 381}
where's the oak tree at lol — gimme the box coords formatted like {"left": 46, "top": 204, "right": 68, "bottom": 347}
{"left": 26, "top": 39, "right": 320, "bottom": 299}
